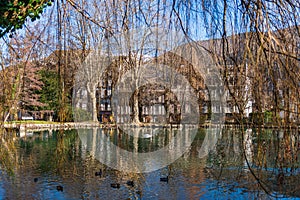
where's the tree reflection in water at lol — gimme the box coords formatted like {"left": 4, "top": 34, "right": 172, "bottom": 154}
{"left": 0, "top": 127, "right": 299, "bottom": 199}
{"left": 0, "top": 128, "right": 17, "bottom": 175}
{"left": 207, "top": 128, "right": 300, "bottom": 199}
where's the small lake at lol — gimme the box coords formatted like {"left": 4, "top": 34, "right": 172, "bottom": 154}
{"left": 0, "top": 126, "right": 300, "bottom": 199}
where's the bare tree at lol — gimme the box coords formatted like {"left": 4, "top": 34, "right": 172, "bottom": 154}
{"left": 200, "top": 0, "right": 300, "bottom": 126}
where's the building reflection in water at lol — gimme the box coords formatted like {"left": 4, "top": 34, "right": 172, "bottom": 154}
{"left": 78, "top": 126, "right": 201, "bottom": 173}
{"left": 0, "top": 127, "right": 300, "bottom": 199}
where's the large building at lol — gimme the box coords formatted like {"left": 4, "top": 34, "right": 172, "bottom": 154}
{"left": 74, "top": 27, "right": 300, "bottom": 125}
{"left": 94, "top": 49, "right": 224, "bottom": 124}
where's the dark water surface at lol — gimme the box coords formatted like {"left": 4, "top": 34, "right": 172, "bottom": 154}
{"left": 0, "top": 127, "right": 300, "bottom": 199}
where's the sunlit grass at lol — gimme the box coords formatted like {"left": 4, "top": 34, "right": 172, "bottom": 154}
{"left": 4, "top": 120, "right": 59, "bottom": 125}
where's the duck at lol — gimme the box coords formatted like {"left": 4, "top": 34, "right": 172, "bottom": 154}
{"left": 277, "top": 172, "right": 284, "bottom": 185}
{"left": 136, "top": 190, "right": 142, "bottom": 196}
{"left": 111, "top": 183, "right": 120, "bottom": 189}
{"left": 95, "top": 169, "right": 102, "bottom": 177}
{"left": 143, "top": 133, "right": 152, "bottom": 138}
{"left": 56, "top": 185, "right": 63, "bottom": 192}
{"left": 126, "top": 180, "right": 134, "bottom": 187}
{"left": 160, "top": 176, "right": 169, "bottom": 183}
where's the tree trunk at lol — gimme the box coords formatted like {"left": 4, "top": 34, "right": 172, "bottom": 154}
{"left": 91, "top": 95, "right": 98, "bottom": 122}
{"left": 131, "top": 90, "right": 140, "bottom": 124}
{"left": 87, "top": 84, "right": 98, "bottom": 122}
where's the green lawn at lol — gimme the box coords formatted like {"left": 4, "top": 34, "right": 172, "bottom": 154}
{"left": 5, "top": 120, "right": 59, "bottom": 125}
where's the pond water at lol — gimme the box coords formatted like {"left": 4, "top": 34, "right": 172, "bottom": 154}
{"left": 0, "top": 127, "right": 300, "bottom": 200}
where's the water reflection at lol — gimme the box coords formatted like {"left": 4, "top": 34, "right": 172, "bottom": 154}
{"left": 78, "top": 126, "right": 204, "bottom": 173}
{"left": 208, "top": 128, "right": 300, "bottom": 199}
{"left": 0, "top": 127, "right": 299, "bottom": 199}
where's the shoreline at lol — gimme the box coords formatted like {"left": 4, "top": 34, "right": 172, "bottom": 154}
{"left": 3, "top": 121, "right": 300, "bottom": 131}
{"left": 4, "top": 121, "right": 106, "bottom": 131}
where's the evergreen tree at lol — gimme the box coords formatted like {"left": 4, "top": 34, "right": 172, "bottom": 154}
{"left": 0, "top": 0, "right": 53, "bottom": 37}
